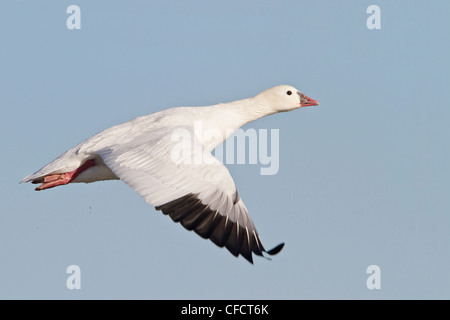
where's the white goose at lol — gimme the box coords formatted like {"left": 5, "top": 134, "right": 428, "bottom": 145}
{"left": 21, "top": 85, "right": 319, "bottom": 263}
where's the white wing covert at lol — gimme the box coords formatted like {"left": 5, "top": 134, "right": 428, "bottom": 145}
{"left": 94, "top": 127, "right": 283, "bottom": 263}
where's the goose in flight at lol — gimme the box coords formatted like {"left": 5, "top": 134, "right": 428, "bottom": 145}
{"left": 21, "top": 85, "right": 319, "bottom": 263}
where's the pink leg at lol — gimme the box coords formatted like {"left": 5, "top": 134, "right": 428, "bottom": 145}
{"left": 35, "top": 159, "right": 96, "bottom": 191}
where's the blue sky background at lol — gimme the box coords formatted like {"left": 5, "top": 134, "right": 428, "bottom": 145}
{"left": 1, "top": 1, "right": 449, "bottom": 299}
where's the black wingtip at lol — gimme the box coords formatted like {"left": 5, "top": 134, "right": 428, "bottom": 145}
{"left": 266, "top": 243, "right": 285, "bottom": 256}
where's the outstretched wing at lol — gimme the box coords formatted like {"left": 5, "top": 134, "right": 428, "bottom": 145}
{"left": 93, "top": 127, "right": 283, "bottom": 263}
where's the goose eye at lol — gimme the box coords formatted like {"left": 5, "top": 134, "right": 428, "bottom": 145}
{"left": 286, "top": 91, "right": 292, "bottom": 95}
